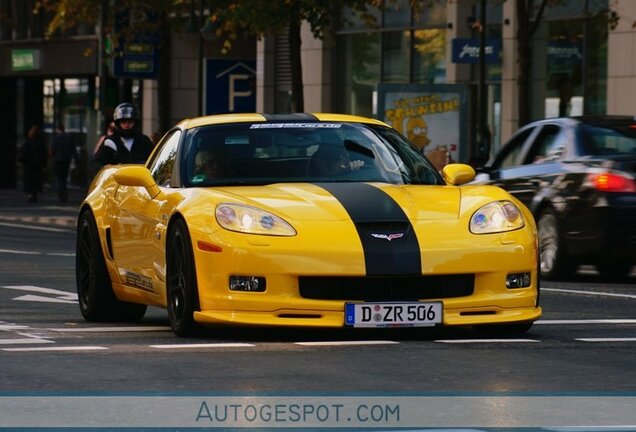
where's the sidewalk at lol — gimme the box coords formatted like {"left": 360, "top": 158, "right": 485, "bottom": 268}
{"left": 0, "top": 184, "right": 86, "bottom": 209}
{"left": 0, "top": 184, "right": 85, "bottom": 231}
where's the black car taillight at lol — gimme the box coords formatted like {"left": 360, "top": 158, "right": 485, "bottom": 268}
{"left": 588, "top": 172, "right": 636, "bottom": 192}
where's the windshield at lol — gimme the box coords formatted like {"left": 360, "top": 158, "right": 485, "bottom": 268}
{"left": 182, "top": 122, "right": 443, "bottom": 187}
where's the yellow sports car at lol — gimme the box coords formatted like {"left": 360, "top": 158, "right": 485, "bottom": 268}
{"left": 76, "top": 113, "right": 541, "bottom": 336}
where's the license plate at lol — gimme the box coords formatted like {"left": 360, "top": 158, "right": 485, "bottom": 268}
{"left": 344, "top": 302, "right": 443, "bottom": 328}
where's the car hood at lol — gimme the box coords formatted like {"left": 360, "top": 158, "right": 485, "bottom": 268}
{"left": 201, "top": 182, "right": 461, "bottom": 221}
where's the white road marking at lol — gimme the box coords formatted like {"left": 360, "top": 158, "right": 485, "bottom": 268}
{"left": 542, "top": 287, "right": 636, "bottom": 300}
{"left": 2, "top": 346, "right": 108, "bottom": 352}
{"left": 0, "top": 248, "right": 40, "bottom": 255}
{"left": 536, "top": 319, "right": 636, "bottom": 325}
{"left": 0, "top": 248, "right": 74, "bottom": 257}
{"left": 576, "top": 338, "right": 636, "bottom": 342}
{"left": 0, "top": 338, "right": 54, "bottom": 345}
{"left": 13, "top": 294, "right": 77, "bottom": 304}
{"left": 1, "top": 285, "right": 77, "bottom": 303}
{"left": 434, "top": 339, "right": 540, "bottom": 343}
{"left": 48, "top": 326, "right": 172, "bottom": 332}
{"left": 0, "top": 221, "right": 73, "bottom": 233}
{"left": 0, "top": 324, "right": 31, "bottom": 330}
{"left": 150, "top": 343, "right": 255, "bottom": 349}
{"left": 294, "top": 340, "right": 400, "bottom": 346}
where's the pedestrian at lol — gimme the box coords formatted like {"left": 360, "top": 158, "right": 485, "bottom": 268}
{"left": 18, "top": 124, "right": 48, "bottom": 203}
{"left": 93, "top": 121, "right": 116, "bottom": 155}
{"left": 90, "top": 103, "right": 154, "bottom": 179}
{"left": 51, "top": 123, "right": 76, "bottom": 203}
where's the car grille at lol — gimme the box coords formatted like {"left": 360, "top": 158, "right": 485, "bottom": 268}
{"left": 298, "top": 274, "right": 474, "bottom": 301}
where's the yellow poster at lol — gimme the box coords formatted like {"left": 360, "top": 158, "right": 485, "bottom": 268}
{"left": 378, "top": 84, "right": 468, "bottom": 168}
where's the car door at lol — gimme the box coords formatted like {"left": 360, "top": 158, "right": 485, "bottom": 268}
{"left": 487, "top": 122, "right": 569, "bottom": 212}
{"left": 484, "top": 125, "right": 537, "bottom": 208}
{"left": 110, "top": 130, "right": 182, "bottom": 299}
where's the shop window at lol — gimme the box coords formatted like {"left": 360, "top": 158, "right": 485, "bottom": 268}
{"left": 383, "top": 1, "right": 411, "bottom": 28}
{"left": 43, "top": 78, "right": 90, "bottom": 133}
{"left": 339, "top": 5, "right": 381, "bottom": 32}
{"left": 335, "top": 1, "right": 447, "bottom": 115}
{"left": 338, "top": 32, "right": 381, "bottom": 117}
{"left": 544, "top": 6, "right": 607, "bottom": 117}
{"left": 412, "top": 0, "right": 447, "bottom": 27}
{"left": 382, "top": 31, "right": 410, "bottom": 83}
{"left": 412, "top": 29, "right": 446, "bottom": 83}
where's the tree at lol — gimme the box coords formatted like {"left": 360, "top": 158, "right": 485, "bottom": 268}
{"left": 36, "top": 0, "right": 621, "bottom": 123}
{"left": 38, "top": 0, "right": 381, "bottom": 115}
{"left": 37, "top": 0, "right": 178, "bottom": 132}
{"left": 206, "top": 0, "right": 381, "bottom": 112}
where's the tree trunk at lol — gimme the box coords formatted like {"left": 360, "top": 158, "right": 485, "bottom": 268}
{"left": 288, "top": 19, "right": 304, "bottom": 112}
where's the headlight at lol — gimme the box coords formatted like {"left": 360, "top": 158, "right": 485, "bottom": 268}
{"left": 470, "top": 200, "right": 525, "bottom": 234}
{"left": 215, "top": 203, "right": 296, "bottom": 236}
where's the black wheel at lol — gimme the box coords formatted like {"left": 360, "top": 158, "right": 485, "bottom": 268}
{"left": 114, "top": 300, "right": 147, "bottom": 322}
{"left": 538, "top": 210, "right": 576, "bottom": 280}
{"left": 166, "top": 219, "right": 200, "bottom": 336}
{"left": 76, "top": 210, "right": 147, "bottom": 322}
{"left": 596, "top": 259, "right": 633, "bottom": 281}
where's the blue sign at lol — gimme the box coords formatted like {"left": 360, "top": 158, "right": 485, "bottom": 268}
{"left": 451, "top": 38, "right": 501, "bottom": 64}
{"left": 204, "top": 59, "right": 256, "bottom": 114}
{"left": 112, "top": 8, "right": 160, "bottom": 79}
{"left": 547, "top": 42, "right": 583, "bottom": 64}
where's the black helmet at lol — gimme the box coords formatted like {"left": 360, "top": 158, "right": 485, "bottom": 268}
{"left": 113, "top": 102, "right": 139, "bottom": 122}
{"left": 113, "top": 102, "right": 139, "bottom": 138}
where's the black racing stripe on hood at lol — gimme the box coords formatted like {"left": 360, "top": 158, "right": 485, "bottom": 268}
{"left": 261, "top": 113, "right": 318, "bottom": 121}
{"left": 316, "top": 183, "right": 422, "bottom": 276}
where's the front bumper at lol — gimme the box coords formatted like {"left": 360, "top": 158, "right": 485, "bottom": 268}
{"left": 189, "top": 222, "right": 541, "bottom": 328}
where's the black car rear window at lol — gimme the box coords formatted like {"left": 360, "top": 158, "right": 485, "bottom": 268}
{"left": 580, "top": 123, "right": 636, "bottom": 156}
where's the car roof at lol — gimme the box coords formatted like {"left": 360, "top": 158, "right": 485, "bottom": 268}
{"left": 176, "top": 113, "right": 390, "bottom": 130}
{"left": 570, "top": 115, "right": 636, "bottom": 127}
{"left": 528, "top": 115, "right": 636, "bottom": 125}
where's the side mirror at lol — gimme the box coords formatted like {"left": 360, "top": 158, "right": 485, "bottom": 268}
{"left": 113, "top": 165, "right": 162, "bottom": 199}
{"left": 442, "top": 163, "right": 476, "bottom": 186}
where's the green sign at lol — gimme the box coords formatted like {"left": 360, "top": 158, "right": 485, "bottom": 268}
{"left": 11, "top": 49, "right": 41, "bottom": 71}
{"left": 124, "top": 59, "right": 154, "bottom": 73}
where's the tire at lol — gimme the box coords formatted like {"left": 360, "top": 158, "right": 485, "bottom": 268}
{"left": 538, "top": 210, "right": 576, "bottom": 280}
{"left": 76, "top": 211, "right": 147, "bottom": 322}
{"left": 166, "top": 219, "right": 200, "bottom": 336}
{"left": 596, "top": 259, "right": 633, "bottom": 281}
{"left": 114, "top": 301, "right": 148, "bottom": 322}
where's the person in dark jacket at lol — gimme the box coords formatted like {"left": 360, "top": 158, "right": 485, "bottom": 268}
{"left": 20, "top": 124, "right": 48, "bottom": 203}
{"left": 90, "top": 103, "right": 154, "bottom": 181}
{"left": 51, "top": 123, "right": 76, "bottom": 203}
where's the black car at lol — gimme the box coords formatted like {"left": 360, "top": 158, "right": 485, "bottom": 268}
{"left": 475, "top": 116, "right": 636, "bottom": 280}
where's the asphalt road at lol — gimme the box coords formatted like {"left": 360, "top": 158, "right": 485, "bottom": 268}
{"left": 0, "top": 194, "right": 635, "bottom": 429}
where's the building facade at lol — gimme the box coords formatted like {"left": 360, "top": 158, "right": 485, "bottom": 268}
{"left": 257, "top": 0, "right": 632, "bottom": 163}
{"left": 1, "top": 0, "right": 635, "bottom": 189}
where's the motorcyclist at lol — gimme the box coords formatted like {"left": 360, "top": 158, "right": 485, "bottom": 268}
{"left": 91, "top": 103, "right": 155, "bottom": 174}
